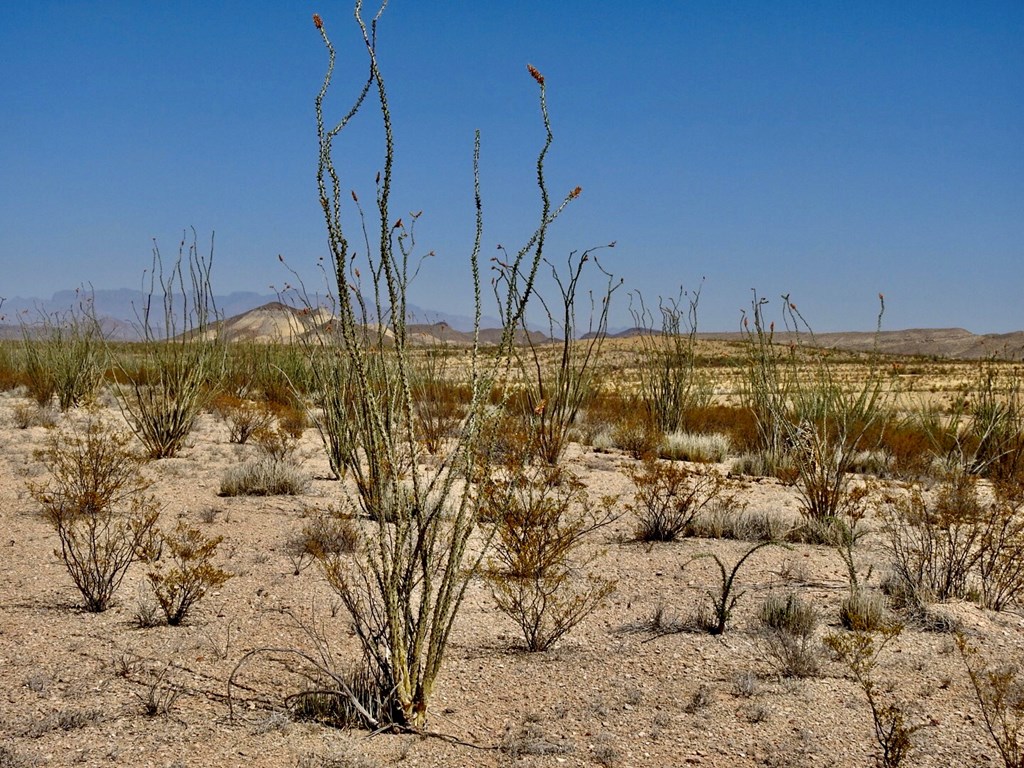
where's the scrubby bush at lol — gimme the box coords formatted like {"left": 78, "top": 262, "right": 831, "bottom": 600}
{"left": 627, "top": 458, "right": 730, "bottom": 542}
{"left": 482, "top": 463, "right": 617, "bottom": 651}
{"left": 285, "top": 512, "right": 360, "bottom": 576}
{"left": 957, "top": 633, "right": 1024, "bottom": 768}
{"left": 824, "top": 624, "right": 920, "bottom": 768}
{"left": 28, "top": 416, "right": 159, "bottom": 612}
{"left": 142, "top": 519, "right": 231, "bottom": 625}
{"left": 211, "top": 393, "right": 275, "bottom": 444}
{"left": 881, "top": 473, "right": 987, "bottom": 605}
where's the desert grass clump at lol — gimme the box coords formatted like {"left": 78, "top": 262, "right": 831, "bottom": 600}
{"left": 957, "top": 633, "right": 1024, "bottom": 768}
{"left": 28, "top": 415, "right": 159, "bottom": 612}
{"left": 659, "top": 430, "right": 732, "bottom": 463}
{"left": 288, "top": 662, "right": 395, "bottom": 731}
{"left": 220, "top": 424, "right": 309, "bottom": 496}
{"left": 141, "top": 519, "right": 231, "bottom": 625}
{"left": 307, "top": 345, "right": 357, "bottom": 480}
{"left": 839, "top": 589, "right": 892, "bottom": 632}
{"left": 0, "top": 337, "right": 26, "bottom": 393}
{"left": 627, "top": 458, "right": 730, "bottom": 542}
{"left": 758, "top": 592, "right": 820, "bottom": 677}
{"left": 824, "top": 623, "right": 921, "bottom": 768}
{"left": 482, "top": 463, "right": 617, "bottom": 651}
{"left": 220, "top": 457, "right": 308, "bottom": 497}
{"left": 115, "top": 229, "right": 223, "bottom": 459}
{"left": 686, "top": 504, "right": 789, "bottom": 543}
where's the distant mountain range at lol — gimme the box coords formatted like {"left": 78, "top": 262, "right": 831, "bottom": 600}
{"left": 0, "top": 288, "right": 501, "bottom": 341}
{"left": 2, "top": 289, "right": 1021, "bottom": 359}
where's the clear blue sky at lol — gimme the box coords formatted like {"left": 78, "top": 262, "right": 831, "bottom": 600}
{"left": 2, "top": 1, "right": 1021, "bottom": 332}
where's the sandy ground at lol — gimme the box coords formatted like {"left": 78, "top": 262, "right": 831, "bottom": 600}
{"left": 1, "top": 392, "right": 1022, "bottom": 768}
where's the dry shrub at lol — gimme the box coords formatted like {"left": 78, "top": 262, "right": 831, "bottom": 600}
{"left": 482, "top": 464, "right": 617, "bottom": 651}
{"left": 578, "top": 390, "right": 628, "bottom": 440}
{"left": 627, "top": 459, "right": 730, "bottom": 542}
{"left": 286, "top": 512, "right": 360, "bottom": 575}
{"left": 412, "top": 373, "right": 470, "bottom": 455}
{"left": 28, "top": 416, "right": 159, "bottom": 612}
{"left": 142, "top": 519, "right": 231, "bottom": 625}
{"left": 957, "top": 634, "right": 1024, "bottom": 768}
{"left": 880, "top": 473, "right": 1024, "bottom": 609}
{"left": 684, "top": 404, "right": 759, "bottom": 453}
{"left": 270, "top": 401, "right": 309, "bottom": 439}
{"left": 211, "top": 393, "right": 275, "bottom": 444}
{"left": 11, "top": 401, "right": 57, "bottom": 429}
{"left": 879, "top": 420, "right": 938, "bottom": 480}
{"left": 977, "top": 482, "right": 1024, "bottom": 611}
{"left": 758, "top": 592, "right": 820, "bottom": 678}
{"left": 611, "top": 409, "right": 663, "bottom": 460}
{"left": 824, "top": 624, "right": 920, "bottom": 768}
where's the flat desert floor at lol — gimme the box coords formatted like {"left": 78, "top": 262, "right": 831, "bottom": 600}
{"left": 1, "top": 392, "right": 1022, "bottom": 768}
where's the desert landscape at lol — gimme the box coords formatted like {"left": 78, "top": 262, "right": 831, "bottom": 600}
{"left": 1, "top": 303, "right": 1024, "bottom": 768}
{"left": 1, "top": 5, "right": 1020, "bottom": 768}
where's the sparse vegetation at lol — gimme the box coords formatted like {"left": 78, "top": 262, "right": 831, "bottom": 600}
{"left": 3, "top": 5, "right": 1024, "bottom": 767}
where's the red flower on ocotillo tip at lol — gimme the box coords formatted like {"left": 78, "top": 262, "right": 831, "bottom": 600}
{"left": 527, "top": 64, "right": 544, "bottom": 86}
{"left": 313, "top": 13, "right": 323, "bottom": 29}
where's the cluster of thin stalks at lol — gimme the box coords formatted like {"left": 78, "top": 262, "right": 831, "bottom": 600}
{"left": 113, "top": 229, "right": 223, "bottom": 459}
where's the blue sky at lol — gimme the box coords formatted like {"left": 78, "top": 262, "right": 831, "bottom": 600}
{"left": 1, "top": 1, "right": 1021, "bottom": 332}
